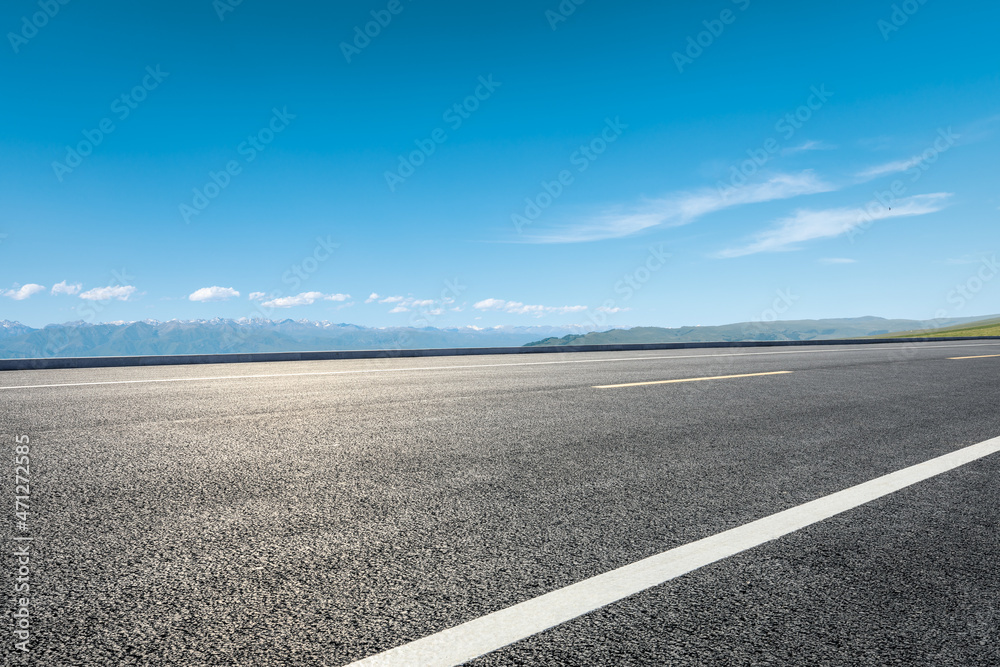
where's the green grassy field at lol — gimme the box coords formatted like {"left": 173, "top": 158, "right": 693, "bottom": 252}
{"left": 882, "top": 318, "right": 1000, "bottom": 339}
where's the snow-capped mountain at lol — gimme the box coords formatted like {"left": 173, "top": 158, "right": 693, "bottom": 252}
{"left": 0, "top": 319, "right": 611, "bottom": 359}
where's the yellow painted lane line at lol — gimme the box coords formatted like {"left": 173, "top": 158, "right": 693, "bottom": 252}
{"left": 593, "top": 370, "right": 793, "bottom": 389}
{"left": 949, "top": 354, "right": 1000, "bottom": 360}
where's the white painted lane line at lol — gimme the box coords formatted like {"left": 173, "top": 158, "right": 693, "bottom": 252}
{"left": 2, "top": 341, "right": 999, "bottom": 391}
{"left": 593, "top": 370, "right": 793, "bottom": 389}
{"left": 345, "top": 436, "right": 1000, "bottom": 667}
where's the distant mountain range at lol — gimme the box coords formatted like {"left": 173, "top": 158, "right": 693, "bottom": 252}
{"left": 0, "top": 319, "right": 602, "bottom": 359}
{"left": 522, "top": 315, "right": 999, "bottom": 347}
{"left": 1, "top": 315, "right": 995, "bottom": 359}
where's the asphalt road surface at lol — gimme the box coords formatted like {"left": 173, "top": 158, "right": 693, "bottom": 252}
{"left": 2, "top": 341, "right": 999, "bottom": 665}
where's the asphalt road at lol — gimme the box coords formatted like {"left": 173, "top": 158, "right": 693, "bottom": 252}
{"left": 2, "top": 341, "right": 999, "bottom": 665}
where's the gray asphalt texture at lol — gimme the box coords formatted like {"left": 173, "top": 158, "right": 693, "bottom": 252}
{"left": 2, "top": 341, "right": 999, "bottom": 665}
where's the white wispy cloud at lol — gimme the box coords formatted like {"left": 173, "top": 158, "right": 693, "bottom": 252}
{"left": 473, "top": 298, "right": 588, "bottom": 317}
{"left": 189, "top": 286, "right": 240, "bottom": 302}
{"left": 858, "top": 135, "right": 894, "bottom": 151}
{"left": 717, "top": 192, "right": 952, "bottom": 258}
{"left": 2, "top": 284, "right": 46, "bottom": 300}
{"left": 379, "top": 295, "right": 443, "bottom": 313}
{"left": 956, "top": 114, "right": 1000, "bottom": 144}
{"left": 365, "top": 292, "right": 380, "bottom": 303}
{"left": 51, "top": 280, "right": 82, "bottom": 296}
{"left": 854, "top": 125, "right": 966, "bottom": 181}
{"left": 79, "top": 285, "right": 136, "bottom": 301}
{"left": 260, "top": 292, "right": 351, "bottom": 308}
{"left": 782, "top": 140, "right": 835, "bottom": 156}
{"left": 819, "top": 258, "right": 858, "bottom": 264}
{"left": 527, "top": 171, "right": 836, "bottom": 243}
{"left": 855, "top": 155, "right": 927, "bottom": 180}
{"left": 940, "top": 254, "right": 993, "bottom": 266}
{"left": 248, "top": 291, "right": 266, "bottom": 301}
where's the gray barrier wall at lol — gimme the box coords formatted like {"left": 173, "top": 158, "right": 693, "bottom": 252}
{"left": 1, "top": 336, "right": 998, "bottom": 371}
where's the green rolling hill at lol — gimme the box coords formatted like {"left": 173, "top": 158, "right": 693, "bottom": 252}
{"left": 876, "top": 317, "right": 1000, "bottom": 339}
{"left": 524, "top": 315, "right": 1000, "bottom": 347}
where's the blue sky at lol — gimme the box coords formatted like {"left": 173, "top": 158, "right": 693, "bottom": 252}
{"left": 2, "top": 0, "right": 998, "bottom": 329}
